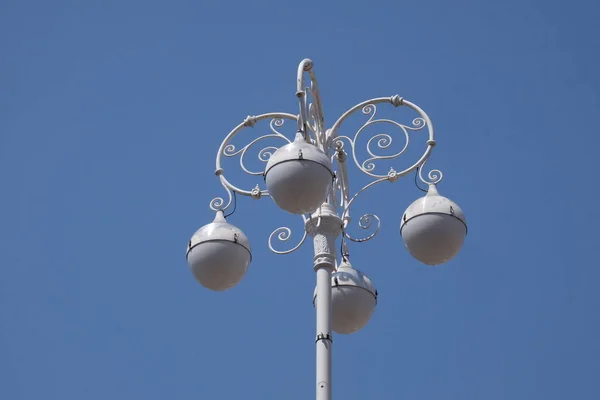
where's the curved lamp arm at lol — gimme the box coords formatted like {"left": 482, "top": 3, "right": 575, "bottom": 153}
{"left": 209, "top": 112, "right": 298, "bottom": 212}
{"left": 207, "top": 60, "right": 447, "bottom": 255}
{"left": 296, "top": 58, "right": 326, "bottom": 150}
{"left": 328, "top": 95, "right": 442, "bottom": 243}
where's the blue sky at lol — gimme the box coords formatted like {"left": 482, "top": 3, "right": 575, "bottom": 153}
{"left": 1, "top": 0, "right": 599, "bottom": 399}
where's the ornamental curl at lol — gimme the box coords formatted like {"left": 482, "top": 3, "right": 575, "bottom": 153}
{"left": 223, "top": 132, "right": 290, "bottom": 176}
{"left": 343, "top": 213, "right": 381, "bottom": 243}
{"left": 333, "top": 103, "right": 422, "bottom": 178}
{"left": 209, "top": 184, "right": 233, "bottom": 212}
{"left": 328, "top": 96, "right": 435, "bottom": 181}
{"left": 209, "top": 196, "right": 227, "bottom": 211}
{"left": 408, "top": 117, "right": 426, "bottom": 130}
{"left": 258, "top": 146, "right": 279, "bottom": 162}
{"left": 418, "top": 158, "right": 444, "bottom": 185}
{"left": 362, "top": 104, "right": 375, "bottom": 115}
{"left": 212, "top": 113, "right": 297, "bottom": 202}
{"left": 268, "top": 216, "right": 308, "bottom": 255}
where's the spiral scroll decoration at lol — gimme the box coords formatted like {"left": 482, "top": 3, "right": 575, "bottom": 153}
{"left": 343, "top": 213, "right": 381, "bottom": 243}
{"left": 207, "top": 90, "right": 439, "bottom": 253}
{"left": 268, "top": 215, "right": 309, "bottom": 255}
{"left": 323, "top": 96, "right": 438, "bottom": 245}
{"left": 208, "top": 113, "right": 298, "bottom": 212}
{"left": 222, "top": 118, "right": 292, "bottom": 175}
{"left": 209, "top": 185, "right": 233, "bottom": 212}
{"left": 418, "top": 158, "right": 444, "bottom": 185}
{"left": 333, "top": 103, "right": 428, "bottom": 178}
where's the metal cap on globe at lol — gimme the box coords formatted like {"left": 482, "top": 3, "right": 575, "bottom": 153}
{"left": 265, "top": 132, "right": 333, "bottom": 214}
{"left": 400, "top": 184, "right": 467, "bottom": 266}
{"left": 186, "top": 211, "right": 251, "bottom": 291}
{"left": 313, "top": 259, "right": 377, "bottom": 334}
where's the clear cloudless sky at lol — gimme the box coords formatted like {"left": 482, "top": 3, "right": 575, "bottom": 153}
{"left": 1, "top": 0, "right": 599, "bottom": 399}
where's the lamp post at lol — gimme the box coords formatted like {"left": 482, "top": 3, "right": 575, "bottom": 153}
{"left": 186, "top": 59, "right": 467, "bottom": 400}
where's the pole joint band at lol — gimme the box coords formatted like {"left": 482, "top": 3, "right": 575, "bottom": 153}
{"left": 316, "top": 332, "right": 333, "bottom": 343}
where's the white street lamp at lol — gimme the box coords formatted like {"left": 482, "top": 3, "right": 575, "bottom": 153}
{"left": 315, "top": 254, "right": 377, "bottom": 335}
{"left": 265, "top": 132, "right": 334, "bottom": 214}
{"left": 185, "top": 59, "right": 467, "bottom": 400}
{"left": 187, "top": 210, "right": 251, "bottom": 291}
{"left": 401, "top": 184, "right": 467, "bottom": 266}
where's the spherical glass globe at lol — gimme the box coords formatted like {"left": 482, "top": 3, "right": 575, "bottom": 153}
{"left": 314, "top": 260, "right": 377, "bottom": 334}
{"left": 400, "top": 185, "right": 467, "bottom": 266}
{"left": 186, "top": 211, "right": 251, "bottom": 291}
{"left": 265, "top": 133, "right": 333, "bottom": 214}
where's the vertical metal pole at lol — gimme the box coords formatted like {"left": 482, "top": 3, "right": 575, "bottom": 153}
{"left": 306, "top": 203, "right": 342, "bottom": 400}
{"left": 315, "top": 264, "right": 333, "bottom": 400}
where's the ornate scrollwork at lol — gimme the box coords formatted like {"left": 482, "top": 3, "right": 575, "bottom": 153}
{"left": 323, "top": 96, "right": 438, "bottom": 247}
{"left": 222, "top": 117, "right": 291, "bottom": 175}
{"left": 338, "top": 176, "right": 387, "bottom": 243}
{"left": 203, "top": 55, "right": 451, "bottom": 271}
{"left": 332, "top": 139, "right": 385, "bottom": 244}
{"left": 418, "top": 158, "right": 444, "bottom": 185}
{"left": 209, "top": 113, "right": 298, "bottom": 212}
{"left": 331, "top": 101, "right": 429, "bottom": 179}
{"left": 297, "top": 59, "right": 326, "bottom": 150}
{"left": 209, "top": 190, "right": 232, "bottom": 212}
{"left": 307, "top": 91, "right": 325, "bottom": 147}
{"left": 331, "top": 168, "right": 345, "bottom": 209}
{"left": 343, "top": 213, "right": 381, "bottom": 243}
{"left": 207, "top": 58, "right": 443, "bottom": 258}
{"left": 209, "top": 168, "right": 233, "bottom": 211}
{"left": 268, "top": 215, "right": 309, "bottom": 255}
{"left": 330, "top": 145, "right": 350, "bottom": 211}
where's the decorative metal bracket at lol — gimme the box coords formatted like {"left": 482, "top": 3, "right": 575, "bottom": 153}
{"left": 207, "top": 60, "right": 445, "bottom": 255}
{"left": 328, "top": 95, "right": 442, "bottom": 244}
{"left": 209, "top": 113, "right": 298, "bottom": 212}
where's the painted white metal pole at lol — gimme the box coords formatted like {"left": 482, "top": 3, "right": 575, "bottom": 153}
{"left": 315, "top": 265, "right": 332, "bottom": 400}
{"left": 306, "top": 203, "right": 342, "bottom": 400}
